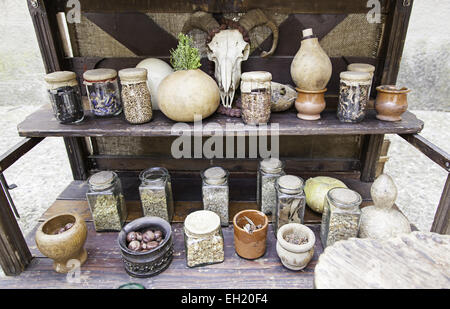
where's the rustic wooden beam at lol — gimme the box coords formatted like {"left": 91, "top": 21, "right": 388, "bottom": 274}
{"left": 431, "top": 174, "right": 450, "bottom": 235}
{"left": 360, "top": 134, "right": 385, "bottom": 182}
{"left": 64, "top": 137, "right": 90, "bottom": 180}
{"left": 0, "top": 138, "right": 44, "bottom": 173}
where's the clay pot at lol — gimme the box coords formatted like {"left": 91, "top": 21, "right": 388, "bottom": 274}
{"left": 276, "top": 223, "right": 315, "bottom": 271}
{"left": 294, "top": 88, "right": 327, "bottom": 120}
{"left": 35, "top": 213, "right": 87, "bottom": 274}
{"left": 233, "top": 210, "right": 268, "bottom": 259}
{"left": 290, "top": 28, "right": 332, "bottom": 91}
{"left": 375, "top": 85, "right": 410, "bottom": 121}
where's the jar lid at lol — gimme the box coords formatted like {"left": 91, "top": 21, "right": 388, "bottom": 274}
{"left": 88, "top": 171, "right": 116, "bottom": 188}
{"left": 241, "top": 71, "right": 272, "bottom": 82}
{"left": 44, "top": 71, "right": 78, "bottom": 89}
{"left": 83, "top": 69, "right": 117, "bottom": 82}
{"left": 327, "top": 187, "right": 362, "bottom": 208}
{"left": 184, "top": 210, "right": 220, "bottom": 235}
{"left": 260, "top": 158, "right": 283, "bottom": 173}
{"left": 139, "top": 167, "right": 168, "bottom": 183}
{"left": 340, "top": 71, "right": 372, "bottom": 81}
{"left": 119, "top": 68, "right": 148, "bottom": 83}
{"left": 203, "top": 167, "right": 227, "bottom": 185}
{"left": 278, "top": 175, "right": 304, "bottom": 191}
{"left": 347, "top": 63, "right": 375, "bottom": 73}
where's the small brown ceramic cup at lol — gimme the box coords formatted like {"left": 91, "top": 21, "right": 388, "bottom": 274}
{"left": 233, "top": 210, "right": 268, "bottom": 259}
{"left": 295, "top": 88, "right": 327, "bottom": 120}
{"left": 375, "top": 85, "right": 410, "bottom": 121}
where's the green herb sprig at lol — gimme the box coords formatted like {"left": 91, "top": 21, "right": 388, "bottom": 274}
{"left": 170, "top": 33, "right": 202, "bottom": 71}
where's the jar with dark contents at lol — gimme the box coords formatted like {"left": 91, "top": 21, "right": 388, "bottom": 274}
{"left": 44, "top": 71, "right": 84, "bottom": 124}
{"left": 240, "top": 71, "right": 272, "bottom": 125}
{"left": 86, "top": 171, "right": 127, "bottom": 232}
{"left": 83, "top": 69, "right": 122, "bottom": 117}
{"left": 119, "top": 68, "right": 152, "bottom": 124}
{"left": 337, "top": 71, "right": 372, "bottom": 123}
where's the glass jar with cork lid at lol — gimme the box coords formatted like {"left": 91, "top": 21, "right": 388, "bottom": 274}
{"left": 201, "top": 167, "right": 229, "bottom": 226}
{"left": 257, "top": 158, "right": 285, "bottom": 215}
{"left": 184, "top": 210, "right": 224, "bottom": 268}
{"left": 320, "top": 187, "right": 362, "bottom": 248}
{"left": 347, "top": 63, "right": 376, "bottom": 99}
{"left": 274, "top": 175, "right": 306, "bottom": 235}
{"left": 119, "top": 68, "right": 153, "bottom": 124}
{"left": 337, "top": 71, "right": 372, "bottom": 123}
{"left": 86, "top": 171, "right": 127, "bottom": 232}
{"left": 44, "top": 71, "right": 84, "bottom": 124}
{"left": 240, "top": 71, "right": 272, "bottom": 125}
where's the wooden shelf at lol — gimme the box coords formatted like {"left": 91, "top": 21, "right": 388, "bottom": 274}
{"left": 18, "top": 105, "right": 424, "bottom": 138}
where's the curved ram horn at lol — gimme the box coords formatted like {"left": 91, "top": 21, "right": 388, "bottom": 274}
{"left": 238, "top": 9, "right": 279, "bottom": 58}
{"left": 182, "top": 11, "right": 220, "bottom": 34}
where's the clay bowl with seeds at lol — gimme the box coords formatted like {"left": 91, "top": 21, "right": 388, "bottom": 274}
{"left": 276, "top": 223, "right": 315, "bottom": 271}
{"left": 118, "top": 216, "right": 173, "bottom": 278}
{"left": 233, "top": 209, "right": 268, "bottom": 260}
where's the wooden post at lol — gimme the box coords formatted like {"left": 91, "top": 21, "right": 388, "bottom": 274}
{"left": 360, "top": 134, "right": 384, "bottom": 182}
{"left": 431, "top": 174, "right": 450, "bottom": 234}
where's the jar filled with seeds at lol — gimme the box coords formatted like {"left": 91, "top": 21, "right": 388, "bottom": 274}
{"left": 337, "top": 71, "right": 372, "bottom": 123}
{"left": 86, "top": 171, "right": 127, "bottom": 232}
{"left": 274, "top": 175, "right": 306, "bottom": 236}
{"left": 320, "top": 187, "right": 362, "bottom": 248}
{"left": 257, "top": 158, "right": 285, "bottom": 215}
{"left": 184, "top": 210, "right": 224, "bottom": 268}
{"left": 201, "top": 167, "right": 229, "bottom": 226}
{"left": 83, "top": 68, "right": 122, "bottom": 117}
{"left": 139, "top": 167, "right": 174, "bottom": 222}
{"left": 240, "top": 71, "right": 272, "bottom": 125}
{"left": 119, "top": 68, "right": 152, "bottom": 124}
{"left": 44, "top": 71, "right": 84, "bottom": 124}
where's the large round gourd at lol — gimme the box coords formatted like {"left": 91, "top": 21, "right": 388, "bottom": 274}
{"left": 157, "top": 69, "right": 220, "bottom": 122}
{"left": 304, "top": 176, "right": 347, "bottom": 213}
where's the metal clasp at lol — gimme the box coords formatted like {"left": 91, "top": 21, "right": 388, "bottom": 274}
{"left": 0, "top": 173, "right": 20, "bottom": 218}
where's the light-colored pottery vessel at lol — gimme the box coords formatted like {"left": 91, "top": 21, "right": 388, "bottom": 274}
{"left": 359, "top": 174, "right": 411, "bottom": 240}
{"left": 270, "top": 82, "right": 297, "bottom": 112}
{"left": 276, "top": 223, "right": 315, "bottom": 271}
{"left": 375, "top": 85, "right": 410, "bottom": 121}
{"left": 290, "top": 28, "right": 332, "bottom": 91}
{"left": 294, "top": 88, "right": 327, "bottom": 120}
{"left": 35, "top": 213, "right": 87, "bottom": 274}
{"left": 233, "top": 210, "right": 268, "bottom": 259}
{"left": 157, "top": 69, "right": 220, "bottom": 122}
{"left": 347, "top": 63, "right": 375, "bottom": 99}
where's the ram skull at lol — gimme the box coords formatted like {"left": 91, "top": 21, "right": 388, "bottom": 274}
{"left": 182, "top": 10, "right": 279, "bottom": 108}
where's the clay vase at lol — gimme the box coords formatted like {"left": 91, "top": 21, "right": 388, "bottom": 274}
{"left": 35, "top": 213, "right": 87, "bottom": 274}
{"left": 295, "top": 88, "right": 327, "bottom": 120}
{"left": 290, "top": 28, "right": 332, "bottom": 91}
{"left": 375, "top": 85, "right": 410, "bottom": 121}
{"left": 233, "top": 210, "right": 268, "bottom": 259}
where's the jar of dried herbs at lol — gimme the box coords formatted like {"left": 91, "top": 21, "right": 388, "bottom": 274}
{"left": 320, "top": 187, "right": 362, "bottom": 248}
{"left": 337, "top": 71, "right": 372, "bottom": 123}
{"left": 83, "top": 69, "right": 122, "bottom": 117}
{"left": 274, "top": 175, "right": 306, "bottom": 236}
{"left": 257, "top": 158, "right": 285, "bottom": 215}
{"left": 201, "top": 167, "right": 229, "bottom": 226}
{"left": 86, "top": 171, "right": 127, "bottom": 232}
{"left": 184, "top": 210, "right": 224, "bottom": 268}
{"left": 139, "top": 167, "right": 174, "bottom": 222}
{"left": 119, "top": 68, "right": 152, "bottom": 124}
{"left": 240, "top": 71, "right": 272, "bottom": 125}
{"left": 44, "top": 71, "right": 84, "bottom": 124}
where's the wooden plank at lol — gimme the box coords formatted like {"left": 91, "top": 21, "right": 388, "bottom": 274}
{"left": 0, "top": 138, "right": 44, "bottom": 172}
{"left": 17, "top": 106, "right": 424, "bottom": 138}
{"left": 64, "top": 137, "right": 90, "bottom": 181}
{"left": 361, "top": 134, "right": 385, "bottom": 182}
{"left": 431, "top": 174, "right": 450, "bottom": 235}
{"left": 400, "top": 134, "right": 450, "bottom": 171}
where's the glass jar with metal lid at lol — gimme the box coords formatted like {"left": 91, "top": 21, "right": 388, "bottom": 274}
{"left": 184, "top": 210, "right": 224, "bottom": 268}
{"left": 201, "top": 167, "right": 229, "bottom": 226}
{"left": 44, "top": 71, "right": 84, "bottom": 124}
{"left": 274, "top": 175, "right": 306, "bottom": 235}
{"left": 240, "top": 71, "right": 272, "bottom": 125}
{"left": 119, "top": 68, "right": 152, "bottom": 124}
{"left": 86, "top": 171, "right": 127, "bottom": 232}
{"left": 320, "top": 187, "right": 362, "bottom": 248}
{"left": 257, "top": 158, "right": 285, "bottom": 215}
{"left": 337, "top": 71, "right": 372, "bottom": 123}
{"left": 347, "top": 63, "right": 376, "bottom": 99}
{"left": 83, "top": 68, "right": 122, "bottom": 117}
{"left": 139, "top": 167, "right": 174, "bottom": 221}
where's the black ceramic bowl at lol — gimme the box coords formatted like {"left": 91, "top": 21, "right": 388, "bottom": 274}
{"left": 118, "top": 217, "right": 173, "bottom": 278}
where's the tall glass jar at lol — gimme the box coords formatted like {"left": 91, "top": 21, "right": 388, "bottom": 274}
{"left": 184, "top": 210, "right": 224, "bottom": 268}
{"left": 347, "top": 63, "right": 375, "bottom": 99}
{"left": 44, "top": 71, "right": 84, "bottom": 124}
{"left": 201, "top": 167, "right": 229, "bottom": 226}
{"left": 257, "top": 158, "right": 285, "bottom": 215}
{"left": 119, "top": 68, "right": 153, "bottom": 124}
{"left": 320, "top": 187, "right": 362, "bottom": 248}
{"left": 337, "top": 71, "right": 372, "bottom": 123}
{"left": 86, "top": 171, "right": 127, "bottom": 231}
{"left": 83, "top": 68, "right": 122, "bottom": 117}
{"left": 240, "top": 71, "right": 272, "bottom": 125}
{"left": 139, "top": 167, "right": 174, "bottom": 222}
{"left": 274, "top": 175, "right": 306, "bottom": 236}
